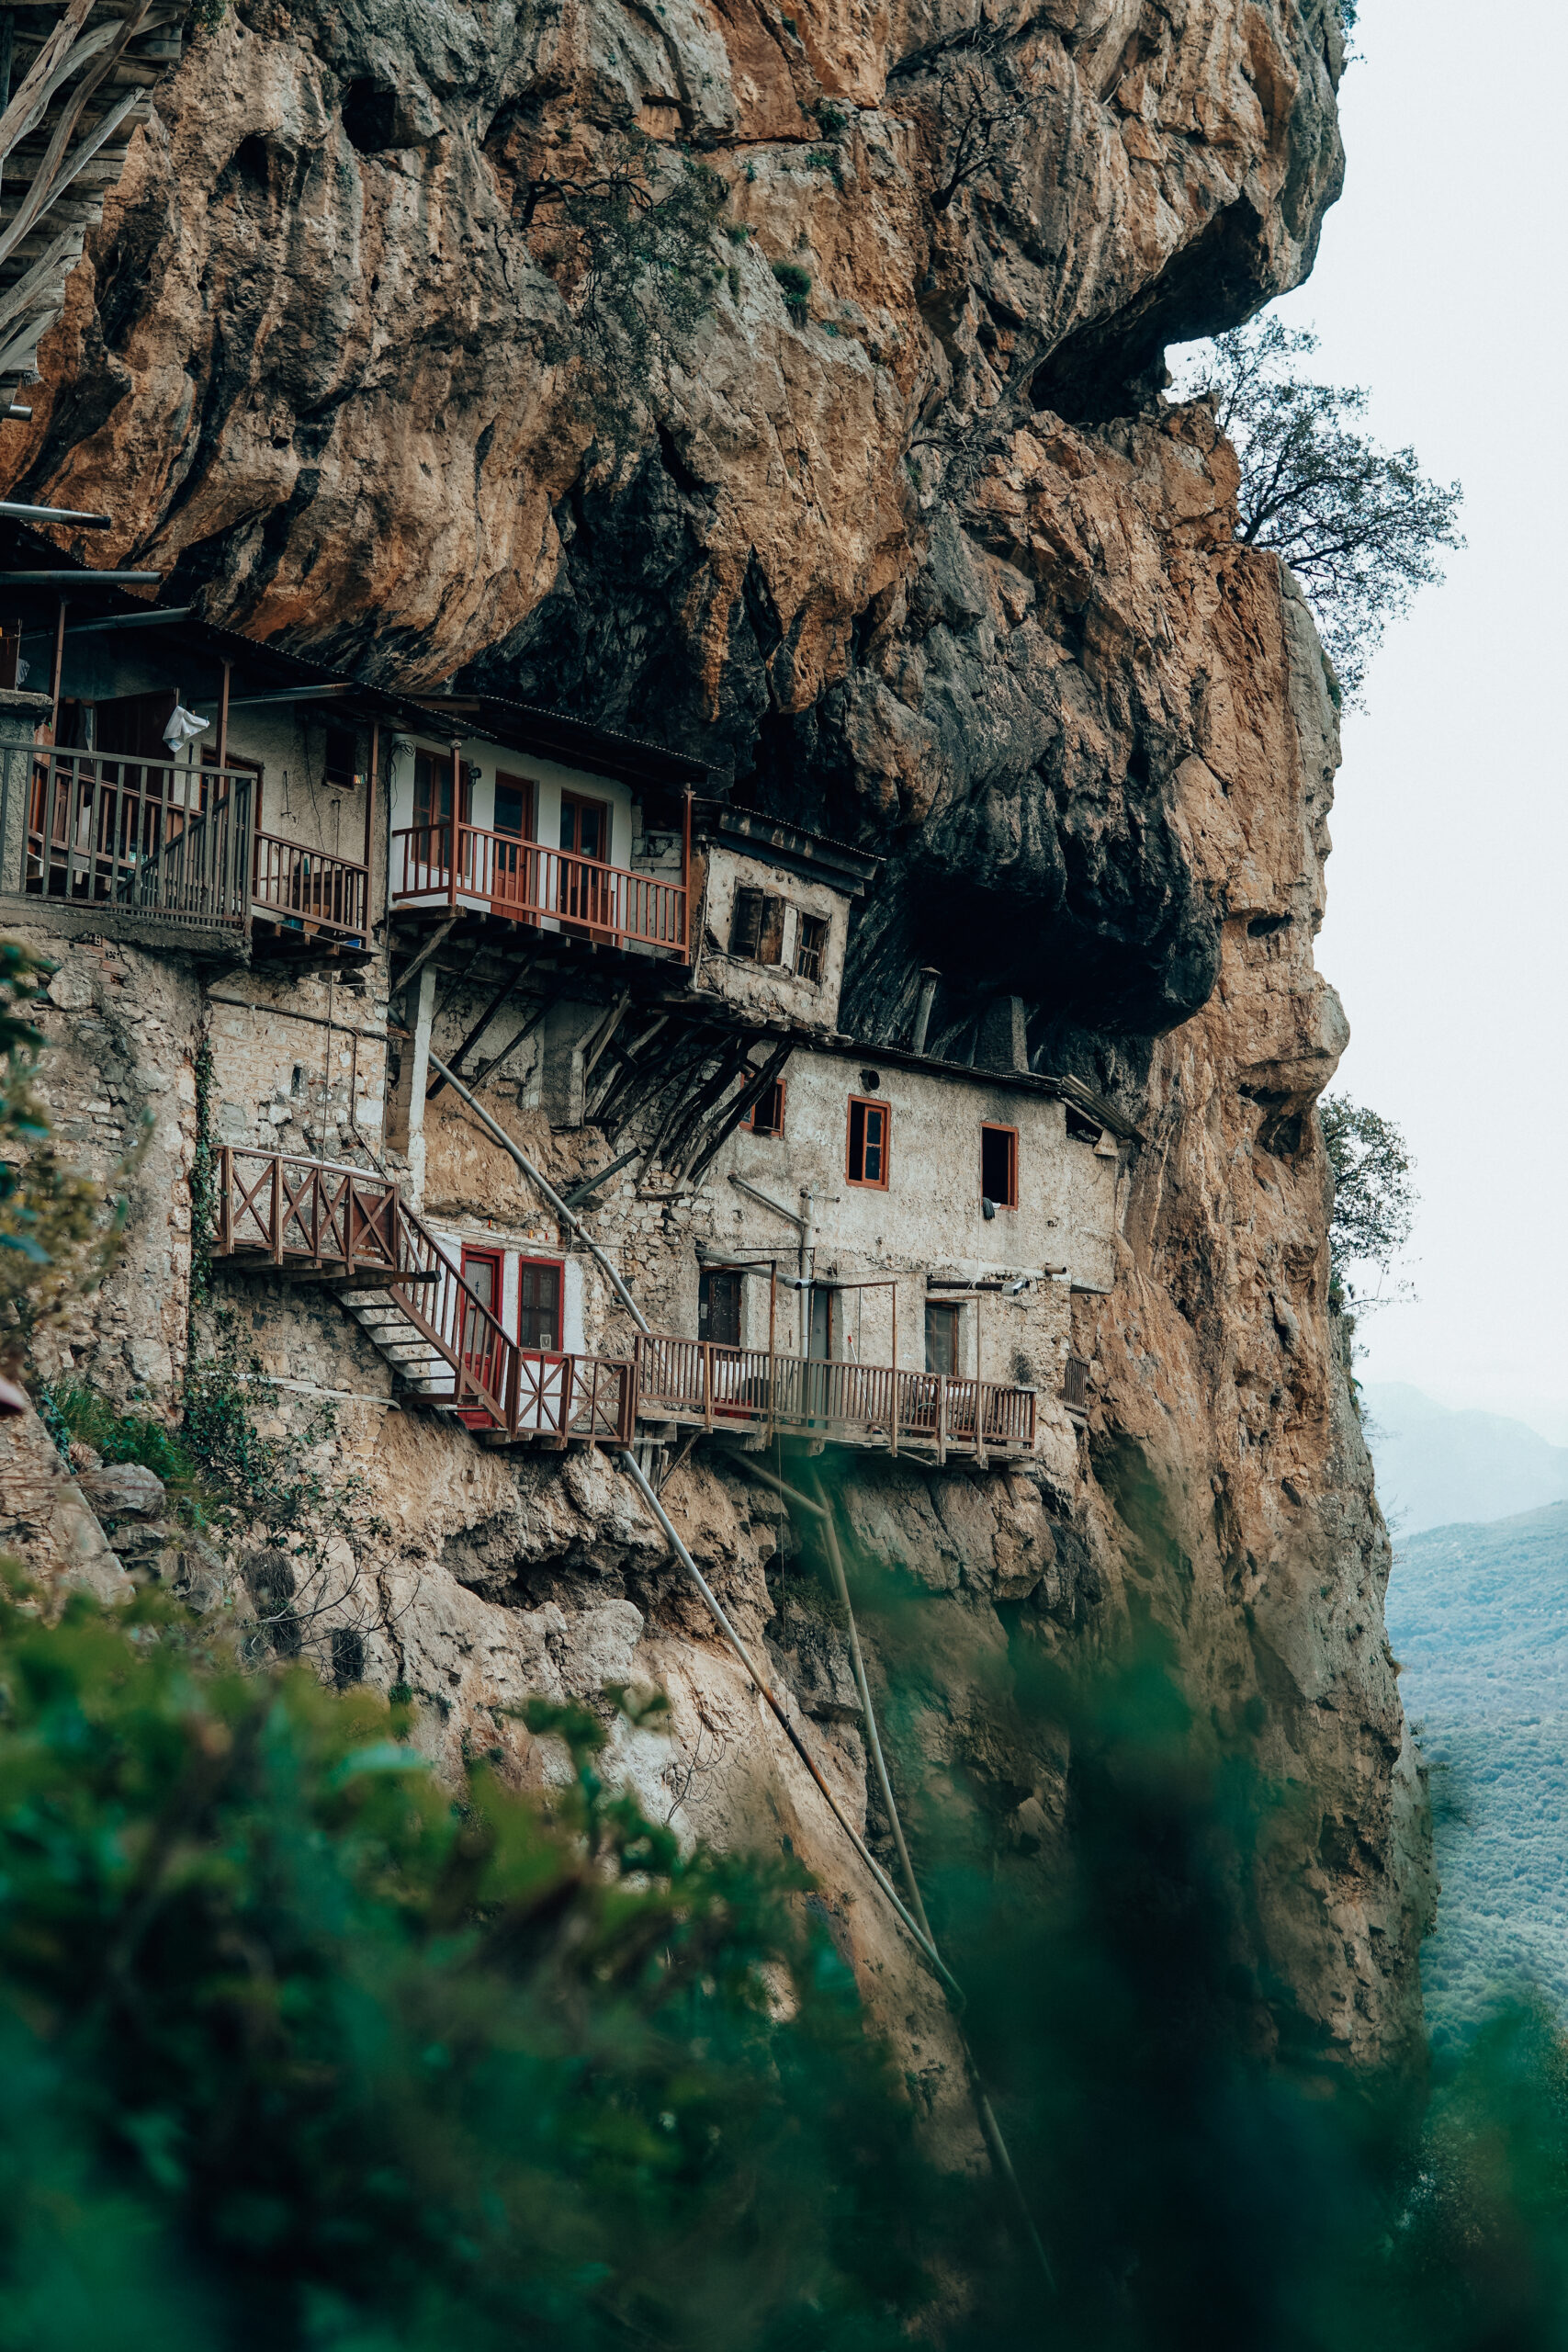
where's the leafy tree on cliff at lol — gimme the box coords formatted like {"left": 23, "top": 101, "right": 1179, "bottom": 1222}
{"left": 1179, "top": 317, "right": 1464, "bottom": 698}
{"left": 1321, "top": 1091, "right": 1418, "bottom": 1305}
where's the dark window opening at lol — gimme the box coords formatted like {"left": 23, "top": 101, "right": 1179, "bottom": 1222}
{"left": 729, "top": 886, "right": 764, "bottom": 957}
{"left": 517, "top": 1258, "right": 562, "bottom": 1352}
{"left": 699, "top": 1268, "right": 743, "bottom": 1349}
{"left": 742, "top": 1079, "right": 785, "bottom": 1137}
{"left": 925, "top": 1303, "right": 960, "bottom": 1379}
{"left": 331, "top": 1626, "right": 366, "bottom": 1687}
{"left": 847, "top": 1096, "right": 888, "bottom": 1188}
{"left": 729, "top": 886, "right": 785, "bottom": 963}
{"left": 324, "top": 727, "right": 358, "bottom": 788}
{"left": 981, "top": 1124, "right": 1018, "bottom": 1209}
{"left": 95, "top": 691, "right": 178, "bottom": 759}
{"left": 795, "top": 913, "right": 828, "bottom": 984}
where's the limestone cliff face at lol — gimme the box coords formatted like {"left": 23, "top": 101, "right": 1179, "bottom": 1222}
{"left": 1, "top": 0, "right": 1432, "bottom": 2086}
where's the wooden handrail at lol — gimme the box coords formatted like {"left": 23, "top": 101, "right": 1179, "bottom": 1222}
{"left": 251, "top": 831, "right": 369, "bottom": 940}
{"left": 20, "top": 747, "right": 254, "bottom": 931}
{"left": 390, "top": 821, "right": 689, "bottom": 958}
{"left": 210, "top": 1148, "right": 635, "bottom": 1446}
{"left": 209, "top": 1149, "right": 1033, "bottom": 1458}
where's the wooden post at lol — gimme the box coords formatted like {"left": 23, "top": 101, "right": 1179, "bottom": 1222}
{"left": 217, "top": 1147, "right": 231, "bottom": 1255}
{"left": 48, "top": 596, "right": 64, "bottom": 740}
{"left": 768, "top": 1262, "right": 777, "bottom": 1444}
{"left": 976, "top": 1290, "right": 987, "bottom": 1466}
{"left": 446, "top": 741, "right": 460, "bottom": 910}
{"left": 681, "top": 787, "right": 692, "bottom": 958}
{"left": 889, "top": 1280, "right": 898, "bottom": 1458}
{"left": 363, "top": 719, "right": 378, "bottom": 936}
{"left": 216, "top": 658, "right": 231, "bottom": 767}
{"left": 702, "top": 1340, "right": 714, "bottom": 1430}
{"left": 936, "top": 1374, "right": 947, "bottom": 1467}
{"left": 270, "top": 1158, "right": 283, "bottom": 1267}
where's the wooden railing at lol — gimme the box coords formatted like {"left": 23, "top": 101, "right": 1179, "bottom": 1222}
{"left": 213, "top": 1148, "right": 634, "bottom": 1446}
{"left": 12, "top": 749, "right": 254, "bottom": 933}
{"left": 633, "top": 1334, "right": 1037, "bottom": 1460}
{"left": 209, "top": 1149, "right": 1037, "bottom": 1461}
{"left": 252, "top": 831, "right": 368, "bottom": 942}
{"left": 390, "top": 821, "right": 688, "bottom": 958}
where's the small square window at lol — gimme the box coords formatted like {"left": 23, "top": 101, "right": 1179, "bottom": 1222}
{"left": 847, "top": 1095, "right": 889, "bottom": 1188}
{"left": 742, "top": 1078, "right": 785, "bottom": 1137}
{"left": 795, "top": 912, "right": 829, "bottom": 984}
{"left": 981, "top": 1123, "right": 1018, "bottom": 1209}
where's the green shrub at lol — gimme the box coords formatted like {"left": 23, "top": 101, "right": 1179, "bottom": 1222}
{"left": 0, "top": 1578, "right": 942, "bottom": 2350}
{"left": 771, "top": 259, "right": 812, "bottom": 318}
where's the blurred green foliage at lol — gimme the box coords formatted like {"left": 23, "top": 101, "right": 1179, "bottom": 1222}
{"left": 0, "top": 1574, "right": 941, "bottom": 2351}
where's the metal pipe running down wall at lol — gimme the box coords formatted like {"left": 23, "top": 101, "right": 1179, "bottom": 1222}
{"left": 615, "top": 1448, "right": 958, "bottom": 1998}
{"left": 424, "top": 1049, "right": 650, "bottom": 1336}
{"left": 734, "top": 1452, "right": 1055, "bottom": 2288}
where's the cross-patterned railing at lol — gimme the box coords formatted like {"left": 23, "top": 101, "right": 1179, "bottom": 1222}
{"left": 389, "top": 821, "right": 688, "bottom": 958}
{"left": 213, "top": 1148, "right": 634, "bottom": 1446}
{"left": 210, "top": 1149, "right": 1038, "bottom": 1460}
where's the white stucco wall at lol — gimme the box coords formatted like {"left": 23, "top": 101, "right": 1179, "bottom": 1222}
{"left": 709, "top": 1047, "right": 1117, "bottom": 1385}
{"left": 691, "top": 844, "right": 851, "bottom": 1033}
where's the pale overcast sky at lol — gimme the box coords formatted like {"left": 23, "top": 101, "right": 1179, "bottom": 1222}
{"left": 1179, "top": 0, "right": 1568, "bottom": 1442}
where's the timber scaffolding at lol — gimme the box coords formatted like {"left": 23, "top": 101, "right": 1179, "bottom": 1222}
{"left": 212, "top": 1147, "right": 1043, "bottom": 1463}
{"left": 0, "top": 4, "right": 194, "bottom": 397}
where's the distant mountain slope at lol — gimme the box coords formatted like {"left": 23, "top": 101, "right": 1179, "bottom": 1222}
{"left": 1386, "top": 1502, "right": 1568, "bottom": 2041}
{"left": 1362, "top": 1384, "right": 1568, "bottom": 1535}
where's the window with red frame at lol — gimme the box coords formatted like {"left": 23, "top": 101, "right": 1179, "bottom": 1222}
{"left": 846, "top": 1095, "right": 889, "bottom": 1188}
{"left": 741, "top": 1078, "right": 785, "bottom": 1137}
{"left": 980, "top": 1122, "right": 1018, "bottom": 1209}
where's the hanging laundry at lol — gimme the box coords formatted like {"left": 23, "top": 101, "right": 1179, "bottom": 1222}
{"left": 163, "top": 704, "right": 210, "bottom": 752}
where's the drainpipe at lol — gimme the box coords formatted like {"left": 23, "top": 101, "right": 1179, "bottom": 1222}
{"left": 728, "top": 1173, "right": 816, "bottom": 1351}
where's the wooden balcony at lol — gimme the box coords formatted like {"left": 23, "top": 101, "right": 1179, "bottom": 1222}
{"left": 634, "top": 1335, "right": 1037, "bottom": 1463}
{"left": 214, "top": 1148, "right": 634, "bottom": 1447}
{"left": 209, "top": 1149, "right": 1040, "bottom": 1464}
{"left": 16, "top": 748, "right": 254, "bottom": 935}
{"left": 251, "top": 831, "right": 369, "bottom": 948}
{"left": 390, "top": 820, "right": 688, "bottom": 959}
{"left": 4, "top": 750, "right": 368, "bottom": 954}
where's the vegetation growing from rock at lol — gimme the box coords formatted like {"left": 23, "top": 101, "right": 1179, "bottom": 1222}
{"left": 1322, "top": 1092, "right": 1418, "bottom": 1305}
{"left": 0, "top": 944, "right": 141, "bottom": 1376}
{"left": 1179, "top": 318, "right": 1464, "bottom": 696}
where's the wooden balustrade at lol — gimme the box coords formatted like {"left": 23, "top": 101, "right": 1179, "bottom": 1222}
{"left": 210, "top": 1150, "right": 1037, "bottom": 1460}
{"left": 633, "top": 1333, "right": 1036, "bottom": 1459}
{"left": 251, "top": 831, "right": 368, "bottom": 942}
{"left": 390, "top": 820, "right": 688, "bottom": 958}
{"left": 14, "top": 748, "right": 254, "bottom": 933}
{"left": 213, "top": 1148, "right": 635, "bottom": 1446}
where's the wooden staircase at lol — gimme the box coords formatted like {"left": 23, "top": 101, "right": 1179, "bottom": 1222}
{"left": 212, "top": 1148, "right": 634, "bottom": 1447}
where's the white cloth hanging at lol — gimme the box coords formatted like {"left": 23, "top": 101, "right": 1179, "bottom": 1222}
{"left": 163, "top": 704, "right": 210, "bottom": 752}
